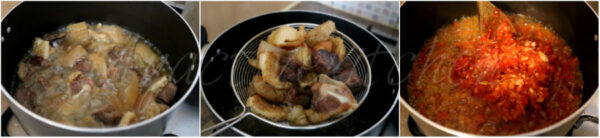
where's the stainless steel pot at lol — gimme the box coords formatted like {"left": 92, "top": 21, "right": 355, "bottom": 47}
{"left": 400, "top": 1, "right": 599, "bottom": 136}
{"left": 1, "top": 2, "right": 200, "bottom": 136}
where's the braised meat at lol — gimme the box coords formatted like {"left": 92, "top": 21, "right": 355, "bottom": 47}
{"left": 311, "top": 50, "right": 342, "bottom": 76}
{"left": 69, "top": 74, "right": 95, "bottom": 96}
{"left": 157, "top": 83, "right": 177, "bottom": 104}
{"left": 250, "top": 75, "right": 286, "bottom": 103}
{"left": 92, "top": 104, "right": 122, "bottom": 126}
{"left": 305, "top": 74, "right": 358, "bottom": 123}
{"left": 284, "top": 85, "right": 312, "bottom": 107}
{"left": 246, "top": 95, "right": 287, "bottom": 121}
{"left": 14, "top": 88, "right": 36, "bottom": 110}
{"left": 279, "top": 53, "right": 306, "bottom": 82}
{"left": 42, "top": 32, "right": 66, "bottom": 42}
{"left": 73, "top": 58, "right": 93, "bottom": 72}
{"left": 245, "top": 21, "right": 362, "bottom": 126}
{"left": 334, "top": 60, "right": 364, "bottom": 93}
{"left": 13, "top": 22, "right": 177, "bottom": 128}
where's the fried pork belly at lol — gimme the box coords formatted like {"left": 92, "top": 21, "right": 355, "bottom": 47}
{"left": 246, "top": 95, "right": 287, "bottom": 121}
{"left": 305, "top": 74, "right": 358, "bottom": 123}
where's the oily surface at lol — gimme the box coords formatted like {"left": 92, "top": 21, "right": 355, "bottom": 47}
{"left": 14, "top": 22, "right": 177, "bottom": 128}
{"left": 409, "top": 15, "right": 582, "bottom": 135}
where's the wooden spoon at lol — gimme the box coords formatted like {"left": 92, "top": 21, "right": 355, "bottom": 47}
{"left": 478, "top": 1, "right": 516, "bottom": 38}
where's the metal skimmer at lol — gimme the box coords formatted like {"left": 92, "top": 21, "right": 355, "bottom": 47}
{"left": 202, "top": 23, "right": 371, "bottom": 135}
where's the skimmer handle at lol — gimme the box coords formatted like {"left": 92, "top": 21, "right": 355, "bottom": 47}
{"left": 201, "top": 111, "right": 247, "bottom": 136}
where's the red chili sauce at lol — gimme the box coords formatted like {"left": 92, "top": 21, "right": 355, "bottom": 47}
{"left": 408, "top": 15, "right": 583, "bottom": 135}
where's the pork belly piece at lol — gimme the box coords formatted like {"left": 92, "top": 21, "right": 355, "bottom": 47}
{"left": 305, "top": 74, "right": 358, "bottom": 123}
{"left": 246, "top": 95, "right": 286, "bottom": 122}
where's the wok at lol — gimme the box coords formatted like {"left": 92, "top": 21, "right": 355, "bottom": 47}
{"left": 1, "top": 1, "right": 200, "bottom": 136}
{"left": 400, "top": 1, "right": 598, "bottom": 136}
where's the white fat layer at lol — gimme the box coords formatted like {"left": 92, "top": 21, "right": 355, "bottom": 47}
{"left": 321, "top": 84, "right": 350, "bottom": 104}
{"left": 258, "top": 53, "right": 268, "bottom": 70}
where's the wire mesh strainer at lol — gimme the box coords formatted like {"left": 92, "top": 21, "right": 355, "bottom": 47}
{"left": 202, "top": 23, "right": 371, "bottom": 135}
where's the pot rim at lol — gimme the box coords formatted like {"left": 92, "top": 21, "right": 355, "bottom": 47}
{"left": 200, "top": 10, "right": 400, "bottom": 136}
{"left": 0, "top": 1, "right": 201, "bottom": 133}
{"left": 400, "top": 89, "right": 598, "bottom": 136}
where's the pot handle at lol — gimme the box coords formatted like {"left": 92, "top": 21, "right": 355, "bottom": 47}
{"left": 574, "top": 115, "right": 599, "bottom": 129}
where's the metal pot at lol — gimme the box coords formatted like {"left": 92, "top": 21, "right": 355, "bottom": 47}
{"left": 400, "top": 1, "right": 599, "bottom": 136}
{"left": 1, "top": 2, "right": 200, "bottom": 136}
{"left": 201, "top": 11, "right": 399, "bottom": 136}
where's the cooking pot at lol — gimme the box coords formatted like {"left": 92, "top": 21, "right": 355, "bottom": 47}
{"left": 201, "top": 11, "right": 399, "bottom": 136}
{"left": 400, "top": 1, "right": 598, "bottom": 136}
{"left": 1, "top": 1, "right": 200, "bottom": 136}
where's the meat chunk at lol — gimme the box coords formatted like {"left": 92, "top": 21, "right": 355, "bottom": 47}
{"left": 250, "top": 75, "right": 286, "bottom": 103}
{"left": 92, "top": 104, "right": 122, "bottom": 126}
{"left": 279, "top": 53, "right": 306, "bottom": 82}
{"left": 246, "top": 95, "right": 286, "bottom": 122}
{"left": 38, "top": 76, "right": 51, "bottom": 89}
{"left": 136, "top": 92, "right": 169, "bottom": 120}
{"left": 289, "top": 44, "right": 312, "bottom": 68}
{"left": 42, "top": 32, "right": 66, "bottom": 41}
{"left": 88, "top": 53, "right": 107, "bottom": 78}
{"left": 26, "top": 56, "right": 51, "bottom": 67}
{"left": 14, "top": 88, "right": 36, "bottom": 110}
{"left": 65, "top": 22, "right": 90, "bottom": 45}
{"left": 334, "top": 62, "right": 364, "bottom": 93}
{"left": 18, "top": 56, "right": 52, "bottom": 81}
{"left": 120, "top": 70, "right": 140, "bottom": 111}
{"left": 304, "top": 108, "right": 333, "bottom": 124}
{"left": 134, "top": 42, "right": 160, "bottom": 67}
{"left": 286, "top": 105, "right": 309, "bottom": 126}
{"left": 69, "top": 74, "right": 95, "bottom": 96}
{"left": 146, "top": 75, "right": 168, "bottom": 94}
{"left": 57, "top": 45, "right": 88, "bottom": 68}
{"left": 73, "top": 57, "right": 92, "bottom": 72}
{"left": 266, "top": 25, "right": 306, "bottom": 49}
{"left": 33, "top": 37, "right": 53, "bottom": 59}
{"left": 306, "top": 74, "right": 358, "bottom": 123}
{"left": 98, "top": 25, "right": 128, "bottom": 46}
{"left": 284, "top": 85, "right": 312, "bottom": 107}
{"left": 306, "top": 21, "right": 336, "bottom": 47}
{"left": 329, "top": 36, "right": 346, "bottom": 61}
{"left": 311, "top": 50, "right": 342, "bottom": 76}
{"left": 157, "top": 83, "right": 177, "bottom": 104}
{"left": 256, "top": 41, "right": 291, "bottom": 89}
